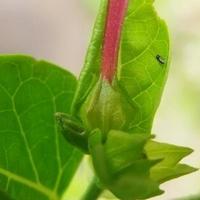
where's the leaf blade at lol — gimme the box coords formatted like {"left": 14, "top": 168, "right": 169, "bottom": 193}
{"left": 0, "top": 55, "right": 82, "bottom": 200}
{"left": 118, "top": 1, "right": 170, "bottom": 133}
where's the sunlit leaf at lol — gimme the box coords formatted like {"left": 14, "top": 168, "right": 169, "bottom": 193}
{"left": 0, "top": 55, "right": 82, "bottom": 200}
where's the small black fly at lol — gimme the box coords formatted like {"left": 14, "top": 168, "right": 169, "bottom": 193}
{"left": 156, "top": 55, "right": 165, "bottom": 65}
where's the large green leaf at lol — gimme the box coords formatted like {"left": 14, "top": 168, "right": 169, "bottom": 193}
{"left": 0, "top": 55, "right": 82, "bottom": 200}
{"left": 118, "top": 0, "right": 170, "bottom": 133}
{"left": 0, "top": 189, "right": 12, "bottom": 200}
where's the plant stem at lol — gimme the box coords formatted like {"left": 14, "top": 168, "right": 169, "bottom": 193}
{"left": 81, "top": 178, "right": 103, "bottom": 200}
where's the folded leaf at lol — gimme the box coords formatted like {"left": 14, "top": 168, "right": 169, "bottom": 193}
{"left": 0, "top": 55, "right": 82, "bottom": 200}
{"left": 73, "top": 0, "right": 169, "bottom": 134}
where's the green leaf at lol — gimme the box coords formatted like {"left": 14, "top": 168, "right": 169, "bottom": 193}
{"left": 0, "top": 55, "right": 82, "bottom": 200}
{"left": 0, "top": 189, "right": 12, "bottom": 200}
{"left": 145, "top": 140, "right": 198, "bottom": 183}
{"left": 118, "top": 0, "right": 170, "bottom": 133}
{"left": 73, "top": 0, "right": 169, "bottom": 134}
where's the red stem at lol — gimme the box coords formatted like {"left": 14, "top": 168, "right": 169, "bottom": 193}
{"left": 101, "top": 0, "right": 128, "bottom": 83}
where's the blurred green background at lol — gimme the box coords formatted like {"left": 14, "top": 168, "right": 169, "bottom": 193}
{"left": 0, "top": 0, "right": 199, "bottom": 199}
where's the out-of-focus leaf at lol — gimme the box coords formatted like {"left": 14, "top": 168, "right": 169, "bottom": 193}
{"left": 176, "top": 194, "right": 200, "bottom": 200}
{"left": 0, "top": 55, "right": 82, "bottom": 200}
{"left": 0, "top": 189, "right": 12, "bottom": 200}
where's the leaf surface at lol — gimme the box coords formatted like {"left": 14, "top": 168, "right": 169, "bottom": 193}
{"left": 145, "top": 140, "right": 197, "bottom": 183}
{"left": 0, "top": 189, "right": 12, "bottom": 200}
{"left": 0, "top": 55, "right": 82, "bottom": 200}
{"left": 88, "top": 130, "right": 163, "bottom": 200}
{"left": 73, "top": 0, "right": 169, "bottom": 134}
{"left": 118, "top": 0, "right": 170, "bottom": 133}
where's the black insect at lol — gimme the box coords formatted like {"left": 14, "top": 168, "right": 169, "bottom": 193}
{"left": 156, "top": 55, "right": 165, "bottom": 65}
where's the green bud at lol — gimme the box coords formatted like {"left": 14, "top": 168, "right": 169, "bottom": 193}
{"left": 79, "top": 78, "right": 137, "bottom": 138}
{"left": 55, "top": 112, "right": 89, "bottom": 153}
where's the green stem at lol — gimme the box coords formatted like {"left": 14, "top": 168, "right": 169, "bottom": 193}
{"left": 81, "top": 178, "right": 103, "bottom": 200}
